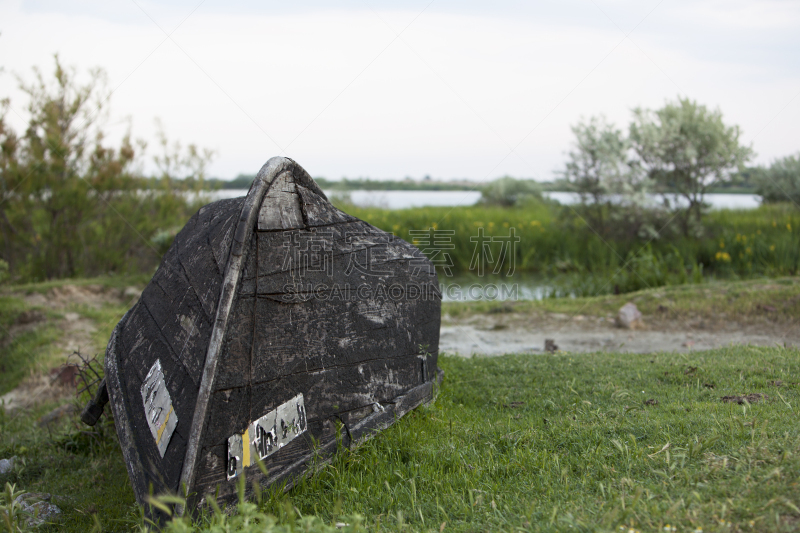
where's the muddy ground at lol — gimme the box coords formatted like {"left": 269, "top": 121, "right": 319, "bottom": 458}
{"left": 440, "top": 310, "right": 800, "bottom": 356}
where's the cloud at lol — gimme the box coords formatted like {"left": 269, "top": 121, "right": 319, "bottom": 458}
{"left": 1, "top": 1, "right": 798, "bottom": 179}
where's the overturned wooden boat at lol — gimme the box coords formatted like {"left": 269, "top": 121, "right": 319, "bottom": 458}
{"left": 84, "top": 157, "right": 442, "bottom": 516}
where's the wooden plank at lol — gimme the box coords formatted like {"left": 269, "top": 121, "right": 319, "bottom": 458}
{"left": 102, "top": 156, "right": 442, "bottom": 519}
{"left": 250, "top": 296, "right": 439, "bottom": 383}
{"left": 200, "top": 385, "right": 252, "bottom": 446}
{"left": 296, "top": 184, "right": 356, "bottom": 227}
{"left": 258, "top": 171, "right": 305, "bottom": 231}
{"left": 238, "top": 235, "right": 258, "bottom": 297}
{"left": 115, "top": 308, "right": 196, "bottom": 493}
{"left": 138, "top": 281, "right": 210, "bottom": 387}
{"left": 179, "top": 157, "right": 298, "bottom": 512}
{"left": 213, "top": 294, "right": 255, "bottom": 392}
{"left": 191, "top": 368, "right": 443, "bottom": 507}
{"left": 195, "top": 353, "right": 433, "bottom": 495}
{"left": 207, "top": 199, "right": 242, "bottom": 275}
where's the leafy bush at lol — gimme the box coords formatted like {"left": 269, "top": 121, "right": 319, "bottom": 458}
{"left": 756, "top": 152, "right": 800, "bottom": 206}
{"left": 0, "top": 57, "right": 210, "bottom": 282}
{"left": 630, "top": 97, "right": 752, "bottom": 234}
{"left": 479, "top": 176, "right": 542, "bottom": 207}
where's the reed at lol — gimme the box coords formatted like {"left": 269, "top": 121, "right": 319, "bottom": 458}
{"left": 343, "top": 202, "right": 800, "bottom": 295}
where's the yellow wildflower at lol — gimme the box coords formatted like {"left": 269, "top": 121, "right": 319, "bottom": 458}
{"left": 770, "top": 245, "right": 776, "bottom": 251}
{"left": 787, "top": 223, "right": 792, "bottom": 232}
{"left": 715, "top": 252, "right": 731, "bottom": 262}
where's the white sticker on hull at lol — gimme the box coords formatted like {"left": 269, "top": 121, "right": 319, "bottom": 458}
{"left": 227, "top": 393, "right": 307, "bottom": 480}
{"left": 141, "top": 359, "right": 178, "bottom": 458}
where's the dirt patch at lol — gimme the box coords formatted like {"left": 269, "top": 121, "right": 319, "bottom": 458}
{"left": 57, "top": 315, "right": 98, "bottom": 355}
{"left": 17, "top": 283, "right": 141, "bottom": 360}
{"left": 5, "top": 310, "right": 48, "bottom": 342}
{"left": 1, "top": 315, "right": 100, "bottom": 411}
{"left": 15, "top": 309, "right": 46, "bottom": 325}
{"left": 721, "top": 393, "right": 768, "bottom": 404}
{"left": 23, "top": 284, "right": 140, "bottom": 310}
{"left": 0, "top": 372, "right": 76, "bottom": 411}
{"left": 440, "top": 311, "right": 800, "bottom": 356}
{"left": 2, "top": 284, "right": 142, "bottom": 412}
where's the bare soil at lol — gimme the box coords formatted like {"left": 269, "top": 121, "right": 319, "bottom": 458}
{"left": 440, "top": 310, "right": 800, "bottom": 356}
{"left": 0, "top": 373, "right": 78, "bottom": 412}
{"left": 1, "top": 284, "right": 141, "bottom": 411}
{"left": 22, "top": 283, "right": 139, "bottom": 310}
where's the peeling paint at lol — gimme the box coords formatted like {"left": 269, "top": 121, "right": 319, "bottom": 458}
{"left": 227, "top": 393, "right": 307, "bottom": 480}
{"left": 140, "top": 359, "right": 178, "bottom": 458}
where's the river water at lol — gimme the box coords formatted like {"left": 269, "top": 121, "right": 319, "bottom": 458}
{"left": 206, "top": 189, "right": 761, "bottom": 210}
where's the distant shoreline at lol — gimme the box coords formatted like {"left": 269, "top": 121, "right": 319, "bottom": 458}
{"left": 201, "top": 176, "right": 759, "bottom": 195}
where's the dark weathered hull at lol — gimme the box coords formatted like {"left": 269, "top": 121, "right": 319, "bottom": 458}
{"left": 101, "top": 157, "right": 442, "bottom": 516}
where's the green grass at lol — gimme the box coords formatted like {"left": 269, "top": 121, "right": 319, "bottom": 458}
{"left": 0, "top": 410, "right": 136, "bottom": 531}
{"left": 2, "top": 277, "right": 799, "bottom": 532}
{"left": 6, "top": 274, "right": 153, "bottom": 297}
{"left": 2, "top": 347, "right": 799, "bottom": 532}
{"left": 443, "top": 276, "right": 800, "bottom": 325}
{"left": 277, "top": 348, "right": 800, "bottom": 533}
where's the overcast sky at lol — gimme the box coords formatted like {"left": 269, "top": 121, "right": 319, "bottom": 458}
{"left": 1, "top": 0, "right": 798, "bottom": 181}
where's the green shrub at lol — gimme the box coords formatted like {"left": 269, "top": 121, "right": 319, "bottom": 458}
{"left": 0, "top": 57, "right": 210, "bottom": 282}
{"left": 756, "top": 152, "right": 800, "bottom": 206}
{"left": 479, "top": 176, "right": 543, "bottom": 207}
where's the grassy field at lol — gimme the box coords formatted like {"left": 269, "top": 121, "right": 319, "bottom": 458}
{"left": 1, "top": 278, "right": 799, "bottom": 532}
{"left": 442, "top": 276, "right": 800, "bottom": 326}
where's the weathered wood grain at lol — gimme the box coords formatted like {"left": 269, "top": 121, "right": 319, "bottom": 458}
{"left": 101, "top": 157, "right": 442, "bottom": 520}
{"left": 258, "top": 171, "right": 305, "bottom": 231}
{"left": 193, "top": 368, "right": 443, "bottom": 507}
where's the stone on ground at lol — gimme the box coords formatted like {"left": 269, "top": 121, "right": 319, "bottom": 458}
{"left": 616, "top": 302, "right": 644, "bottom": 329}
{"left": 15, "top": 493, "right": 63, "bottom": 526}
{"left": 0, "top": 456, "right": 16, "bottom": 474}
